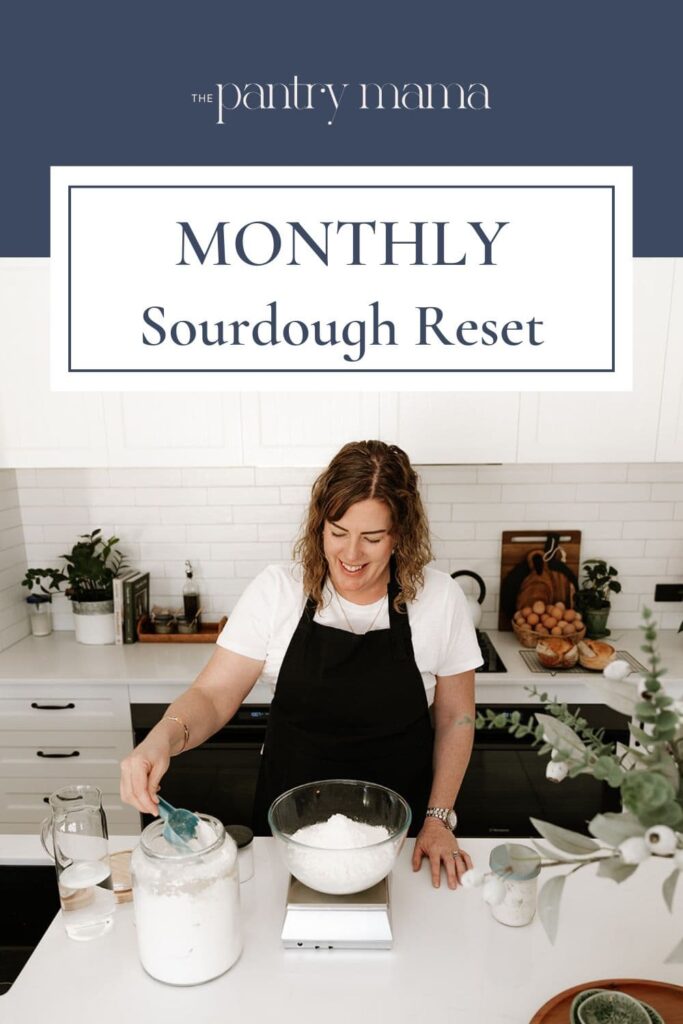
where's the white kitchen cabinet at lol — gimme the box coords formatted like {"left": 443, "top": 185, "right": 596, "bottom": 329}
{"left": 378, "top": 393, "right": 520, "bottom": 463}
{"left": 517, "top": 259, "right": 673, "bottom": 463}
{"left": 0, "top": 260, "right": 109, "bottom": 468}
{"left": 656, "top": 258, "right": 683, "bottom": 461}
{"left": 102, "top": 392, "right": 244, "bottom": 466}
{"left": 0, "top": 683, "right": 139, "bottom": 835}
{"left": 241, "top": 392, "right": 382, "bottom": 466}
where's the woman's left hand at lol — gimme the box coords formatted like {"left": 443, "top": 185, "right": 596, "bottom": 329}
{"left": 411, "top": 818, "right": 473, "bottom": 889}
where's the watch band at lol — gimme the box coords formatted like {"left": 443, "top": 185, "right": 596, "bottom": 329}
{"left": 425, "top": 807, "right": 457, "bottom": 830}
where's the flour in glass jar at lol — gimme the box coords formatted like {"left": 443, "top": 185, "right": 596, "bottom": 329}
{"left": 132, "top": 817, "right": 242, "bottom": 986}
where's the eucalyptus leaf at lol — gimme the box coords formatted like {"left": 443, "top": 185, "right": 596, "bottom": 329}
{"left": 597, "top": 858, "right": 638, "bottom": 883}
{"left": 663, "top": 868, "right": 680, "bottom": 913}
{"left": 628, "top": 723, "right": 655, "bottom": 747}
{"left": 531, "top": 840, "right": 573, "bottom": 863}
{"left": 535, "top": 714, "right": 590, "bottom": 759}
{"left": 664, "top": 936, "right": 683, "bottom": 964}
{"left": 537, "top": 874, "right": 565, "bottom": 944}
{"left": 582, "top": 674, "right": 638, "bottom": 717}
{"left": 530, "top": 818, "right": 601, "bottom": 855}
{"left": 587, "top": 812, "right": 643, "bottom": 847}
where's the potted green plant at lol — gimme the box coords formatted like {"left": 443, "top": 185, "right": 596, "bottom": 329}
{"left": 21, "top": 567, "right": 68, "bottom": 637}
{"left": 574, "top": 558, "right": 621, "bottom": 638}
{"left": 36, "top": 530, "right": 127, "bottom": 645}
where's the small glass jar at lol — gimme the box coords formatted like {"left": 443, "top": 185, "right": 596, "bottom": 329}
{"left": 27, "top": 596, "right": 53, "bottom": 637}
{"left": 131, "top": 814, "right": 242, "bottom": 985}
{"left": 489, "top": 843, "right": 541, "bottom": 927}
{"left": 225, "top": 825, "right": 254, "bottom": 883}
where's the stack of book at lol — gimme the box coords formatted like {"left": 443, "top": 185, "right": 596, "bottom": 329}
{"left": 113, "top": 570, "right": 150, "bottom": 644}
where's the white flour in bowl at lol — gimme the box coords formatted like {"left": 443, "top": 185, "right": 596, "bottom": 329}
{"left": 286, "top": 813, "right": 396, "bottom": 894}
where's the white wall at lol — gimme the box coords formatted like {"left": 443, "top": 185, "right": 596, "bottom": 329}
{"left": 14, "top": 461, "right": 683, "bottom": 633}
{"left": 0, "top": 469, "right": 29, "bottom": 650}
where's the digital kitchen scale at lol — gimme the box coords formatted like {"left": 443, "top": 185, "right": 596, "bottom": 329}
{"left": 281, "top": 875, "right": 393, "bottom": 949}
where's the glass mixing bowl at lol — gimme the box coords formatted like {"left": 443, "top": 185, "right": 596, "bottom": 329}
{"left": 268, "top": 779, "right": 411, "bottom": 895}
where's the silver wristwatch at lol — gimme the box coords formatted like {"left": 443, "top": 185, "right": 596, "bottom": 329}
{"left": 425, "top": 807, "right": 458, "bottom": 831}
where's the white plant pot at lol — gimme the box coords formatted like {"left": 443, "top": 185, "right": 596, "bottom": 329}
{"left": 72, "top": 600, "right": 116, "bottom": 645}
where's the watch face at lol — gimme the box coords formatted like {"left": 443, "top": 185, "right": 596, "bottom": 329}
{"left": 446, "top": 809, "right": 458, "bottom": 830}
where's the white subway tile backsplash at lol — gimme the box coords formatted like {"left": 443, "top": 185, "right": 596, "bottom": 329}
{"left": 623, "top": 520, "right": 683, "bottom": 539}
{"left": 232, "top": 505, "right": 304, "bottom": 524}
{"left": 451, "top": 502, "right": 526, "bottom": 521}
{"left": 501, "top": 483, "right": 577, "bottom": 503}
{"left": 478, "top": 465, "right": 552, "bottom": 484}
{"left": 599, "top": 502, "right": 675, "bottom": 521}
{"left": 576, "top": 483, "right": 651, "bottom": 502}
{"left": 1, "top": 460, "right": 681, "bottom": 636}
{"left": 629, "top": 465, "right": 683, "bottom": 482}
{"left": 182, "top": 468, "right": 255, "bottom": 486}
{"left": 254, "top": 467, "right": 319, "bottom": 485}
{"left": 416, "top": 466, "right": 478, "bottom": 484}
{"left": 652, "top": 483, "right": 683, "bottom": 501}
{"left": 428, "top": 484, "right": 501, "bottom": 503}
{"left": 186, "top": 525, "right": 259, "bottom": 543}
{"left": 522, "top": 503, "right": 600, "bottom": 520}
{"left": 137, "top": 487, "right": 208, "bottom": 507}
{"left": 109, "top": 468, "right": 183, "bottom": 487}
{"left": 552, "top": 464, "right": 629, "bottom": 483}
{"left": 208, "top": 487, "right": 279, "bottom": 505}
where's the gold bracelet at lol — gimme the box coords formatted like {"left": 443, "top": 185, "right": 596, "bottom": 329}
{"left": 162, "top": 715, "right": 189, "bottom": 753}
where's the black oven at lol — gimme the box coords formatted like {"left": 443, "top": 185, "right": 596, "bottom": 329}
{"left": 456, "top": 703, "right": 629, "bottom": 837}
{"left": 132, "top": 701, "right": 629, "bottom": 837}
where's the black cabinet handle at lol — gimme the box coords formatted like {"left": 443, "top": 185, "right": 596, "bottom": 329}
{"left": 31, "top": 702, "right": 76, "bottom": 710}
{"left": 36, "top": 750, "right": 81, "bottom": 758}
{"left": 43, "top": 796, "right": 50, "bottom": 804}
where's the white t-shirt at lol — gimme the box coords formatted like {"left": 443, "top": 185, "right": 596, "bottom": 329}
{"left": 217, "top": 564, "right": 483, "bottom": 706}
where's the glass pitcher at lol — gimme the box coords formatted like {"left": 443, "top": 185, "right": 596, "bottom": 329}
{"left": 40, "top": 784, "right": 115, "bottom": 941}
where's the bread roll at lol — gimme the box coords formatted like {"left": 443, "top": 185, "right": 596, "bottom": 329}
{"left": 578, "top": 639, "right": 616, "bottom": 671}
{"left": 536, "top": 637, "right": 579, "bottom": 669}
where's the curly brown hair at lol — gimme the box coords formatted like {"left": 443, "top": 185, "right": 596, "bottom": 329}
{"left": 293, "top": 440, "right": 433, "bottom": 611}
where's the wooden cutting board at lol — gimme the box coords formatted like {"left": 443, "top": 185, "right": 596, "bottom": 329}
{"left": 498, "top": 530, "right": 582, "bottom": 631}
{"left": 529, "top": 977, "right": 683, "bottom": 1023}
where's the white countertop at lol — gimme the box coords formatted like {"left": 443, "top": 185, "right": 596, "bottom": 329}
{"left": 1, "top": 836, "right": 681, "bottom": 1023}
{"left": 1, "top": 628, "right": 682, "bottom": 703}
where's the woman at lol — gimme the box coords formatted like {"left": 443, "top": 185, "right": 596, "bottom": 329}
{"left": 120, "top": 441, "right": 482, "bottom": 889}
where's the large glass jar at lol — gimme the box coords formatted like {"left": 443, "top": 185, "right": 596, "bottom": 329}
{"left": 131, "top": 814, "right": 242, "bottom": 985}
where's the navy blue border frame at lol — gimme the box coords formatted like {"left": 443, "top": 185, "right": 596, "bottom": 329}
{"left": 66, "top": 183, "right": 617, "bottom": 374}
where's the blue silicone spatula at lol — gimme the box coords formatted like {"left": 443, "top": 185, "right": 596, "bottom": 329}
{"left": 157, "top": 795, "right": 200, "bottom": 847}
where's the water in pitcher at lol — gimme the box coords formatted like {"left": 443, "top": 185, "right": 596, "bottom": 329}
{"left": 57, "top": 858, "right": 115, "bottom": 940}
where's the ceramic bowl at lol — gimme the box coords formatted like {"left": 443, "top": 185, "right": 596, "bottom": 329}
{"left": 576, "top": 990, "right": 652, "bottom": 1024}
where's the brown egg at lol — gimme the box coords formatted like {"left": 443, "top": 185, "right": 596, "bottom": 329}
{"left": 536, "top": 625, "right": 549, "bottom": 635}
{"left": 561, "top": 621, "right": 576, "bottom": 634}
{"left": 527, "top": 613, "right": 539, "bottom": 626}
{"left": 532, "top": 601, "right": 546, "bottom": 615}
{"left": 546, "top": 605, "right": 559, "bottom": 619}
{"left": 513, "top": 611, "right": 524, "bottom": 624}
{"left": 520, "top": 606, "right": 532, "bottom": 618}
{"left": 555, "top": 602, "right": 566, "bottom": 612}
{"left": 545, "top": 616, "right": 558, "bottom": 629}
{"left": 574, "top": 611, "right": 583, "bottom": 621}
{"left": 551, "top": 625, "right": 563, "bottom": 636}
{"left": 563, "top": 609, "right": 577, "bottom": 623}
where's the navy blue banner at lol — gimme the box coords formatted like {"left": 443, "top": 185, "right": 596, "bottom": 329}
{"left": 2, "top": 0, "right": 681, "bottom": 256}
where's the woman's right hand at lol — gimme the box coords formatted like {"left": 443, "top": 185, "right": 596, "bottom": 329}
{"left": 120, "top": 736, "right": 172, "bottom": 816}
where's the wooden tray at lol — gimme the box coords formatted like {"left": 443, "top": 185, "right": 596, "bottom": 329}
{"left": 499, "top": 529, "right": 582, "bottom": 631}
{"left": 136, "top": 615, "right": 227, "bottom": 643}
{"left": 530, "top": 978, "right": 683, "bottom": 1023}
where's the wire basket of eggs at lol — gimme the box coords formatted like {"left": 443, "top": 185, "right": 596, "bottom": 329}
{"left": 511, "top": 600, "right": 586, "bottom": 648}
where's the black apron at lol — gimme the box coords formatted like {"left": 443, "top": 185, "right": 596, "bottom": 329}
{"left": 252, "top": 567, "right": 434, "bottom": 836}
